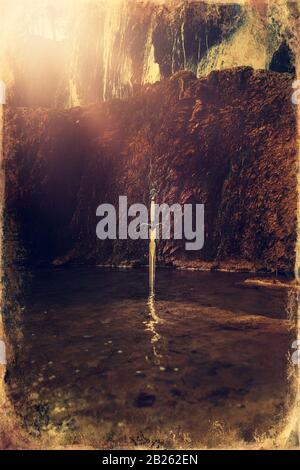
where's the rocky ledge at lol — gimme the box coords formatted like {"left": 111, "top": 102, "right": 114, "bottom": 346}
{"left": 3, "top": 67, "right": 298, "bottom": 274}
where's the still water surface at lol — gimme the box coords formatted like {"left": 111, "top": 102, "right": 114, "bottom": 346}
{"left": 8, "top": 268, "right": 294, "bottom": 447}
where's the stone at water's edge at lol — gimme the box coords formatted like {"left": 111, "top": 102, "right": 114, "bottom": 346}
{"left": 3, "top": 68, "right": 297, "bottom": 273}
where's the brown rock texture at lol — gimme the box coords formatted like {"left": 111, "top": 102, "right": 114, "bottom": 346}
{"left": 1, "top": 1, "right": 297, "bottom": 107}
{"left": 3, "top": 67, "right": 298, "bottom": 273}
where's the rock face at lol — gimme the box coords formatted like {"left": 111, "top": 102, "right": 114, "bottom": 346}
{"left": 0, "top": 0, "right": 297, "bottom": 107}
{"left": 4, "top": 67, "right": 297, "bottom": 273}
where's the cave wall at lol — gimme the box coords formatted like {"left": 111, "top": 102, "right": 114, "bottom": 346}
{"left": 4, "top": 67, "right": 297, "bottom": 273}
{"left": 1, "top": 0, "right": 298, "bottom": 107}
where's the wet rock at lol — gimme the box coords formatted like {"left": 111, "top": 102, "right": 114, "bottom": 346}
{"left": 4, "top": 68, "right": 297, "bottom": 274}
{"left": 269, "top": 41, "right": 296, "bottom": 76}
{"left": 135, "top": 392, "right": 156, "bottom": 408}
{"left": 206, "top": 387, "right": 231, "bottom": 403}
{"left": 170, "top": 388, "right": 183, "bottom": 399}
